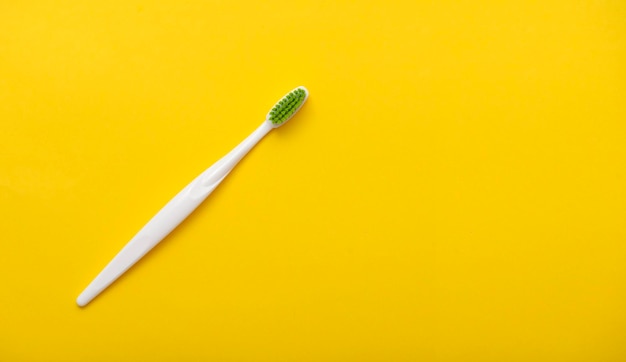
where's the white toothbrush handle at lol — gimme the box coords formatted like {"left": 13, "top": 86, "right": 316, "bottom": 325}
{"left": 77, "top": 120, "right": 274, "bottom": 307}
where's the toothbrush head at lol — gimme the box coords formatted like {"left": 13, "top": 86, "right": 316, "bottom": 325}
{"left": 267, "top": 86, "right": 309, "bottom": 127}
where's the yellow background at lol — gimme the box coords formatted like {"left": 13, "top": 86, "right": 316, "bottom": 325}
{"left": 1, "top": 1, "right": 625, "bottom": 361}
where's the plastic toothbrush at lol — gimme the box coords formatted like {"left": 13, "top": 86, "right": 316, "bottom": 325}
{"left": 77, "top": 86, "right": 309, "bottom": 307}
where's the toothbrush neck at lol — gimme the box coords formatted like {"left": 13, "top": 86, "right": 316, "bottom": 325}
{"left": 228, "top": 120, "right": 274, "bottom": 165}
{"left": 203, "top": 120, "right": 274, "bottom": 185}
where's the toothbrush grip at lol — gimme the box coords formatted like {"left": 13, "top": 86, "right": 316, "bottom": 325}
{"left": 77, "top": 120, "right": 273, "bottom": 307}
{"left": 76, "top": 166, "right": 229, "bottom": 307}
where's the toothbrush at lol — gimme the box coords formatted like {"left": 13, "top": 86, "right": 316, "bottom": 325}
{"left": 77, "top": 86, "right": 309, "bottom": 307}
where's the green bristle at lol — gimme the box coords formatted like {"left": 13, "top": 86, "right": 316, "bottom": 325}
{"left": 268, "top": 88, "right": 307, "bottom": 126}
